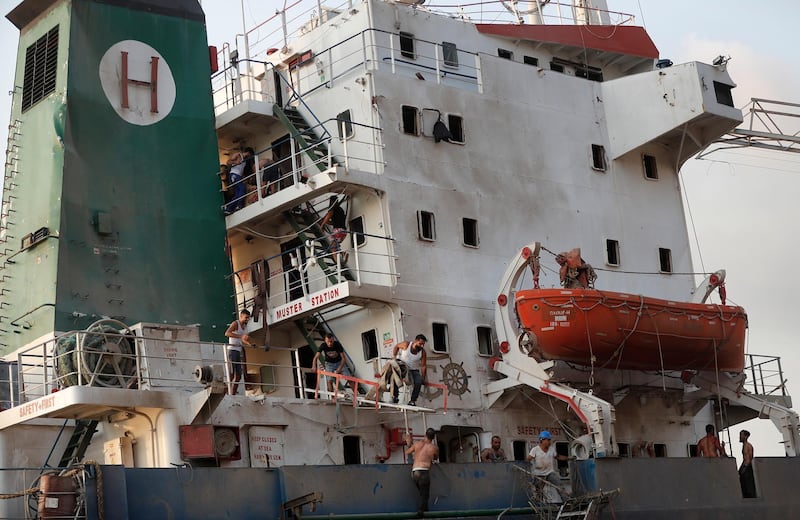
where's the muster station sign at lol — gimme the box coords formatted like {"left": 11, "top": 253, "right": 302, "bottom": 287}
{"left": 270, "top": 282, "right": 349, "bottom": 322}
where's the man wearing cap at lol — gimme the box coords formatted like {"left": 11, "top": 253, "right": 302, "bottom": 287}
{"left": 527, "top": 431, "right": 569, "bottom": 501}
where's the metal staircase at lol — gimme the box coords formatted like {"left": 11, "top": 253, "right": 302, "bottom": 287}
{"left": 272, "top": 105, "right": 337, "bottom": 174}
{"left": 295, "top": 313, "right": 364, "bottom": 395}
{"left": 284, "top": 204, "right": 354, "bottom": 284}
{"left": 57, "top": 419, "right": 99, "bottom": 467}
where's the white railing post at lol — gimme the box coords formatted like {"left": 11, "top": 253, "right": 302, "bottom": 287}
{"left": 341, "top": 121, "right": 349, "bottom": 170}
{"left": 389, "top": 32, "right": 396, "bottom": 74}
{"left": 434, "top": 43, "right": 441, "bottom": 84}
{"left": 290, "top": 138, "right": 300, "bottom": 185}
{"left": 354, "top": 234, "right": 362, "bottom": 286}
{"left": 475, "top": 54, "right": 483, "bottom": 94}
{"left": 254, "top": 153, "right": 263, "bottom": 201}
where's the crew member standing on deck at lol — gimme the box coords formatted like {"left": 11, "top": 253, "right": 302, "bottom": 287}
{"left": 392, "top": 334, "right": 428, "bottom": 406}
{"left": 406, "top": 428, "right": 439, "bottom": 518}
{"left": 697, "top": 424, "right": 726, "bottom": 457}
{"left": 224, "top": 309, "right": 252, "bottom": 395}
{"left": 739, "top": 430, "right": 756, "bottom": 498}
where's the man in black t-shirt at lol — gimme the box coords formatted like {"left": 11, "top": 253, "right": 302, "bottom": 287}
{"left": 312, "top": 333, "right": 355, "bottom": 396}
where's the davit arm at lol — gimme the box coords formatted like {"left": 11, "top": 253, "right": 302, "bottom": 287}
{"left": 487, "top": 242, "right": 618, "bottom": 457}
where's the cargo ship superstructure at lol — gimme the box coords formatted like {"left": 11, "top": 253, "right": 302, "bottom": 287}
{"left": 0, "top": 0, "right": 798, "bottom": 518}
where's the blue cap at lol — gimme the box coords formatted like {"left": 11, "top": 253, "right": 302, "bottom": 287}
{"left": 539, "top": 431, "right": 552, "bottom": 440}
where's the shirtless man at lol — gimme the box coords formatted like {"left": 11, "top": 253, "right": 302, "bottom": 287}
{"left": 481, "top": 435, "right": 507, "bottom": 463}
{"left": 739, "top": 430, "right": 756, "bottom": 498}
{"left": 697, "top": 424, "right": 726, "bottom": 457}
{"left": 406, "top": 428, "right": 439, "bottom": 517}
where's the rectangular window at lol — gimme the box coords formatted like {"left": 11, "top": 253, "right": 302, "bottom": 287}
{"left": 687, "top": 444, "right": 698, "bottom": 457}
{"left": 523, "top": 55, "right": 539, "bottom": 66}
{"left": 399, "top": 32, "right": 416, "bottom": 59}
{"left": 349, "top": 215, "right": 365, "bottom": 247}
{"left": 549, "top": 62, "right": 564, "bottom": 73}
{"left": 402, "top": 105, "right": 419, "bottom": 135}
{"left": 643, "top": 154, "right": 658, "bottom": 179}
{"left": 618, "top": 442, "right": 630, "bottom": 458}
{"left": 497, "top": 48, "right": 513, "bottom": 60}
{"left": 477, "top": 326, "right": 493, "bottom": 356}
{"left": 713, "top": 81, "right": 734, "bottom": 107}
{"left": 447, "top": 114, "right": 464, "bottom": 143}
{"left": 606, "top": 239, "right": 619, "bottom": 266}
{"left": 555, "top": 442, "right": 570, "bottom": 477}
{"left": 442, "top": 42, "right": 458, "bottom": 67}
{"left": 591, "top": 144, "right": 607, "bottom": 171}
{"left": 432, "top": 322, "right": 448, "bottom": 353}
{"left": 462, "top": 218, "right": 478, "bottom": 247}
{"left": 417, "top": 210, "right": 435, "bottom": 241}
{"left": 361, "top": 329, "right": 378, "bottom": 360}
{"left": 22, "top": 26, "right": 59, "bottom": 112}
{"left": 575, "top": 67, "right": 604, "bottom": 82}
{"left": 336, "top": 109, "right": 353, "bottom": 140}
{"left": 653, "top": 443, "right": 667, "bottom": 457}
{"left": 512, "top": 440, "right": 527, "bottom": 461}
{"left": 658, "top": 248, "right": 672, "bottom": 273}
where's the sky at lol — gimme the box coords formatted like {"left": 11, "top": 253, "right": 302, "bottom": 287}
{"left": 0, "top": 0, "right": 797, "bottom": 460}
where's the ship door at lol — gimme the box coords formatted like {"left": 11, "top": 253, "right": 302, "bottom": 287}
{"left": 271, "top": 134, "right": 293, "bottom": 190}
{"left": 281, "top": 238, "right": 307, "bottom": 301}
{"left": 439, "top": 426, "right": 482, "bottom": 463}
{"left": 343, "top": 435, "right": 362, "bottom": 464}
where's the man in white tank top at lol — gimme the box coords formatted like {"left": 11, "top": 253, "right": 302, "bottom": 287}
{"left": 392, "top": 334, "right": 428, "bottom": 406}
{"left": 224, "top": 309, "right": 252, "bottom": 395}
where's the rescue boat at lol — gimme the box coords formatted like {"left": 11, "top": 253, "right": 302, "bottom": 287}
{"left": 515, "top": 288, "right": 747, "bottom": 371}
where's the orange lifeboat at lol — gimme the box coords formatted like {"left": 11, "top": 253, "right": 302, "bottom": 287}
{"left": 515, "top": 288, "right": 747, "bottom": 372}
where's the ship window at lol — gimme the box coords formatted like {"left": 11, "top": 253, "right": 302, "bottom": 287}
{"left": 606, "top": 239, "right": 619, "bottom": 266}
{"left": 417, "top": 211, "right": 436, "bottom": 241}
{"left": 462, "top": 218, "right": 478, "bottom": 247}
{"left": 549, "top": 62, "right": 564, "bottom": 73}
{"left": 441, "top": 42, "right": 459, "bottom": 67}
{"left": 687, "top": 444, "right": 698, "bottom": 457}
{"left": 399, "top": 32, "right": 416, "bottom": 59}
{"left": 555, "top": 442, "right": 570, "bottom": 476}
{"left": 447, "top": 114, "right": 464, "bottom": 143}
{"left": 432, "top": 322, "right": 449, "bottom": 353}
{"left": 21, "top": 25, "right": 59, "bottom": 112}
{"left": 576, "top": 67, "right": 604, "bottom": 82}
{"left": 713, "top": 81, "right": 734, "bottom": 107}
{"left": 643, "top": 154, "right": 658, "bottom": 179}
{"left": 512, "top": 440, "right": 527, "bottom": 461}
{"left": 498, "top": 48, "right": 513, "bottom": 60}
{"left": 618, "top": 442, "right": 630, "bottom": 457}
{"left": 402, "top": 105, "right": 419, "bottom": 135}
{"left": 591, "top": 144, "right": 607, "bottom": 171}
{"left": 653, "top": 443, "right": 667, "bottom": 457}
{"left": 477, "top": 326, "right": 493, "bottom": 356}
{"left": 343, "top": 435, "right": 361, "bottom": 464}
{"left": 524, "top": 56, "right": 539, "bottom": 66}
{"left": 361, "top": 329, "right": 379, "bottom": 360}
{"left": 658, "top": 248, "right": 672, "bottom": 273}
{"left": 349, "top": 215, "right": 365, "bottom": 247}
{"left": 336, "top": 109, "right": 353, "bottom": 140}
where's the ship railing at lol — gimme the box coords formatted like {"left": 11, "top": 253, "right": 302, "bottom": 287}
{"left": 219, "top": 117, "right": 385, "bottom": 218}
{"left": 226, "top": 0, "right": 635, "bottom": 73}
{"left": 231, "top": 231, "right": 399, "bottom": 320}
{"left": 314, "top": 368, "right": 449, "bottom": 410}
{"left": 7, "top": 328, "right": 453, "bottom": 409}
{"left": 742, "top": 353, "right": 788, "bottom": 398}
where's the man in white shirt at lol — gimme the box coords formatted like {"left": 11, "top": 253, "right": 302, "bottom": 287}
{"left": 527, "top": 431, "right": 569, "bottom": 500}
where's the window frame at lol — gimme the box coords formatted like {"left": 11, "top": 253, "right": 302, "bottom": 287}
{"left": 349, "top": 215, "right": 365, "bottom": 247}
{"left": 476, "top": 326, "right": 493, "bottom": 357}
{"left": 441, "top": 41, "right": 459, "bottom": 68}
{"left": 399, "top": 32, "right": 416, "bottom": 60}
{"left": 431, "top": 322, "right": 449, "bottom": 353}
{"left": 462, "top": 217, "right": 479, "bottom": 248}
{"left": 447, "top": 114, "right": 465, "bottom": 144}
{"left": 605, "top": 239, "right": 620, "bottom": 266}
{"left": 658, "top": 247, "right": 673, "bottom": 273}
{"left": 591, "top": 144, "right": 607, "bottom": 171}
{"left": 361, "top": 329, "right": 379, "bottom": 361}
{"left": 497, "top": 48, "right": 513, "bottom": 60}
{"left": 417, "top": 210, "right": 436, "bottom": 242}
{"left": 402, "top": 105, "right": 419, "bottom": 136}
{"left": 643, "top": 154, "right": 658, "bottom": 180}
{"left": 336, "top": 109, "right": 354, "bottom": 140}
